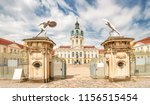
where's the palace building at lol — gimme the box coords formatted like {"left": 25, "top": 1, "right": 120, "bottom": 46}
{"left": 55, "top": 20, "right": 99, "bottom": 64}
{"left": 134, "top": 37, "right": 150, "bottom": 66}
{"left": 0, "top": 38, "right": 27, "bottom": 66}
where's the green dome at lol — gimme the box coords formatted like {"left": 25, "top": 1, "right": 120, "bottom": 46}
{"left": 71, "top": 21, "right": 84, "bottom": 36}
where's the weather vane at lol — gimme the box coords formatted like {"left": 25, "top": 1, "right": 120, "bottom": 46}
{"left": 36, "top": 20, "right": 57, "bottom": 37}
{"left": 103, "top": 19, "right": 121, "bottom": 36}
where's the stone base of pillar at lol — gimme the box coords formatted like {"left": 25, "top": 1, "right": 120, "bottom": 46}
{"left": 109, "top": 76, "right": 131, "bottom": 82}
{"left": 29, "top": 79, "right": 45, "bottom": 83}
{"left": 104, "top": 76, "right": 109, "bottom": 79}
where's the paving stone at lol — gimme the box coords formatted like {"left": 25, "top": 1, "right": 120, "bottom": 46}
{"left": 0, "top": 64, "right": 150, "bottom": 88}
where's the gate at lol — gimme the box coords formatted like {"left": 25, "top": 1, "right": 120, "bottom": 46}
{"left": 0, "top": 64, "right": 28, "bottom": 79}
{"left": 131, "top": 52, "right": 150, "bottom": 76}
{"left": 0, "top": 52, "right": 29, "bottom": 79}
{"left": 51, "top": 56, "right": 67, "bottom": 80}
{"left": 90, "top": 58, "right": 104, "bottom": 79}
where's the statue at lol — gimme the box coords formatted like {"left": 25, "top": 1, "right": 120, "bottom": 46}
{"left": 103, "top": 19, "right": 121, "bottom": 36}
{"left": 36, "top": 20, "right": 57, "bottom": 37}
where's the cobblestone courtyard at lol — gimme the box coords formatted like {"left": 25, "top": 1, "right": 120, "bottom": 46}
{"left": 0, "top": 64, "right": 150, "bottom": 88}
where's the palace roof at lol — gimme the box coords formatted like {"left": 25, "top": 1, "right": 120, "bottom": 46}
{"left": 0, "top": 38, "right": 23, "bottom": 48}
{"left": 135, "top": 37, "right": 150, "bottom": 44}
{"left": 99, "top": 49, "right": 104, "bottom": 54}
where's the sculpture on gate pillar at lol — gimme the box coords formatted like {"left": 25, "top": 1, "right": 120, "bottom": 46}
{"left": 103, "top": 19, "right": 121, "bottom": 36}
{"left": 23, "top": 20, "right": 57, "bottom": 83}
{"left": 37, "top": 20, "right": 57, "bottom": 37}
{"left": 101, "top": 19, "right": 134, "bottom": 82}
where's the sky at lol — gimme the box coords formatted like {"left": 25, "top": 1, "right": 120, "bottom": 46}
{"left": 0, "top": 0, "right": 150, "bottom": 49}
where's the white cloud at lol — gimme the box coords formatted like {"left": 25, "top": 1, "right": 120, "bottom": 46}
{"left": 0, "top": 0, "right": 149, "bottom": 49}
{"left": 144, "top": 1, "right": 150, "bottom": 19}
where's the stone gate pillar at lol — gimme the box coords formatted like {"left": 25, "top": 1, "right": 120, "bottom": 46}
{"left": 101, "top": 36, "right": 134, "bottom": 81}
{"left": 23, "top": 36, "right": 55, "bottom": 82}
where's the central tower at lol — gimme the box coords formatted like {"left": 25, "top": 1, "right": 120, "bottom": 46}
{"left": 71, "top": 20, "right": 84, "bottom": 48}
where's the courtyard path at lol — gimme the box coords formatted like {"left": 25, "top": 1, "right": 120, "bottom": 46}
{"left": 41, "top": 64, "right": 121, "bottom": 88}
{"left": 1, "top": 64, "right": 150, "bottom": 88}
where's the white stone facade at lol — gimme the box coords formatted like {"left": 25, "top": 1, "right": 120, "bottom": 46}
{"left": 0, "top": 38, "right": 26, "bottom": 66}
{"left": 55, "top": 21, "right": 99, "bottom": 64}
{"left": 133, "top": 37, "right": 150, "bottom": 65}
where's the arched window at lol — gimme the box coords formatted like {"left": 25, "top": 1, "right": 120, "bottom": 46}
{"left": 95, "top": 54, "right": 97, "bottom": 58}
{"left": 76, "top": 52, "right": 78, "bottom": 58}
{"left": 81, "top": 30, "right": 83, "bottom": 35}
{"left": 72, "top": 52, "right": 74, "bottom": 57}
{"left": 76, "top": 39, "right": 78, "bottom": 44}
{"left": 71, "top": 30, "right": 74, "bottom": 35}
{"left": 80, "top": 52, "right": 82, "bottom": 57}
{"left": 76, "top": 30, "right": 79, "bottom": 35}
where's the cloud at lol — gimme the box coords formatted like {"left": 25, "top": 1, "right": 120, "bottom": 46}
{"left": 0, "top": 0, "right": 149, "bottom": 49}
{"left": 144, "top": 1, "right": 150, "bottom": 19}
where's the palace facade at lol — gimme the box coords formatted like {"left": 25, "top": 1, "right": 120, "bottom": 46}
{"left": 0, "top": 38, "right": 27, "bottom": 66}
{"left": 134, "top": 37, "right": 150, "bottom": 65}
{"left": 55, "top": 21, "right": 99, "bottom": 64}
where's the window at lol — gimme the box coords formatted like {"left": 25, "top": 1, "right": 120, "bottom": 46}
{"left": 33, "top": 62, "right": 42, "bottom": 68}
{"left": 80, "top": 52, "right": 82, "bottom": 57}
{"left": 4, "top": 58, "right": 7, "bottom": 65}
{"left": 81, "top": 31, "right": 83, "bottom": 35}
{"left": 84, "top": 54, "right": 86, "bottom": 58}
{"left": 76, "top": 30, "right": 79, "bottom": 34}
{"left": 95, "top": 54, "right": 97, "bottom": 58}
{"left": 68, "top": 54, "right": 70, "bottom": 58}
{"left": 147, "top": 46, "right": 149, "bottom": 51}
{"left": 3, "top": 48, "right": 6, "bottom": 53}
{"left": 141, "top": 47, "right": 143, "bottom": 50}
{"left": 76, "top": 39, "right": 78, "bottom": 44}
{"left": 10, "top": 49, "right": 12, "bottom": 53}
{"left": 18, "top": 58, "right": 19, "bottom": 64}
{"left": 71, "top": 30, "right": 74, "bottom": 34}
{"left": 117, "top": 61, "right": 125, "bottom": 69}
{"left": 76, "top": 52, "right": 78, "bottom": 58}
{"left": 72, "top": 52, "right": 74, "bottom": 57}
